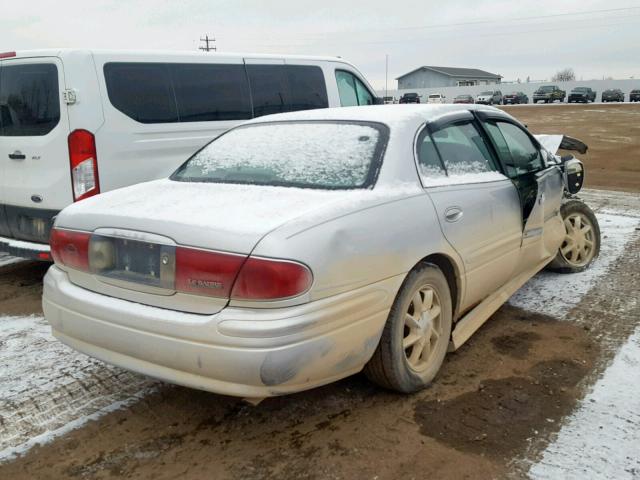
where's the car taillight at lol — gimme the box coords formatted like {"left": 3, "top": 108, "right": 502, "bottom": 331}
{"left": 0, "top": 51, "right": 16, "bottom": 59}
{"left": 68, "top": 129, "right": 100, "bottom": 202}
{"left": 231, "top": 257, "right": 312, "bottom": 300}
{"left": 175, "top": 247, "right": 246, "bottom": 298}
{"left": 50, "top": 228, "right": 91, "bottom": 271}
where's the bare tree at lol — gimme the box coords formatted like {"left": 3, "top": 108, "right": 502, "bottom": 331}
{"left": 552, "top": 68, "right": 576, "bottom": 82}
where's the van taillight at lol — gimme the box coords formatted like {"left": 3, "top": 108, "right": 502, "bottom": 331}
{"left": 50, "top": 228, "right": 91, "bottom": 272}
{"left": 68, "top": 129, "right": 100, "bottom": 202}
{"left": 231, "top": 257, "right": 313, "bottom": 300}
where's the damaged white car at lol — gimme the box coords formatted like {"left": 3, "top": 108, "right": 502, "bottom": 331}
{"left": 43, "top": 105, "right": 600, "bottom": 401}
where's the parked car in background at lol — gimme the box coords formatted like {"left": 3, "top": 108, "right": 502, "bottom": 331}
{"left": 503, "top": 91, "right": 528, "bottom": 104}
{"left": 533, "top": 85, "right": 566, "bottom": 103}
{"left": 630, "top": 89, "right": 640, "bottom": 102}
{"left": 0, "top": 49, "right": 378, "bottom": 260}
{"left": 475, "top": 90, "right": 503, "bottom": 105}
{"left": 568, "top": 87, "right": 596, "bottom": 103}
{"left": 602, "top": 89, "right": 625, "bottom": 102}
{"left": 399, "top": 92, "right": 421, "bottom": 104}
{"left": 453, "top": 94, "right": 474, "bottom": 104}
{"left": 427, "top": 93, "right": 446, "bottom": 104}
{"left": 43, "top": 104, "right": 599, "bottom": 401}
{"left": 383, "top": 96, "right": 397, "bottom": 104}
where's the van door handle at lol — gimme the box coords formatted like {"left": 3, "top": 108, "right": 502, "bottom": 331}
{"left": 9, "top": 151, "right": 26, "bottom": 160}
{"left": 444, "top": 207, "right": 463, "bottom": 222}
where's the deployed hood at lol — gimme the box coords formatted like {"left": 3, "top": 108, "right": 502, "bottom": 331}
{"left": 534, "top": 134, "right": 588, "bottom": 155}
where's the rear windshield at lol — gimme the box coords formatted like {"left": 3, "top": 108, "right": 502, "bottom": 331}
{"left": 428, "top": 94, "right": 441, "bottom": 98}
{"left": 172, "top": 121, "right": 388, "bottom": 189}
{"left": 0, "top": 63, "right": 60, "bottom": 136}
{"left": 480, "top": 91, "right": 493, "bottom": 95}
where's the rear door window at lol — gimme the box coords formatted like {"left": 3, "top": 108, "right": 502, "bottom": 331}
{"left": 104, "top": 63, "right": 178, "bottom": 123}
{"left": 335, "top": 70, "right": 374, "bottom": 107}
{"left": 431, "top": 122, "right": 496, "bottom": 175}
{"left": 286, "top": 65, "right": 328, "bottom": 111}
{"left": 170, "top": 63, "right": 251, "bottom": 121}
{"left": 0, "top": 63, "right": 60, "bottom": 136}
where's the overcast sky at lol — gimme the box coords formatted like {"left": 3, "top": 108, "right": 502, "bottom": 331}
{"left": 2, "top": 0, "right": 639, "bottom": 90}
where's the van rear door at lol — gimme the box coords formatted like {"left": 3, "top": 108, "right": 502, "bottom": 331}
{"left": 0, "top": 55, "right": 71, "bottom": 244}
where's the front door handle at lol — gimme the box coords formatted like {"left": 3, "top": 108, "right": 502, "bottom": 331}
{"left": 8, "top": 151, "right": 26, "bottom": 160}
{"left": 444, "top": 207, "right": 463, "bottom": 223}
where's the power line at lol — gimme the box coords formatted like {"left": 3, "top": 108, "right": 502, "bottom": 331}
{"left": 199, "top": 34, "right": 216, "bottom": 52}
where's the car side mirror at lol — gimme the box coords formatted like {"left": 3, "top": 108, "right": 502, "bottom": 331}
{"left": 562, "top": 157, "right": 584, "bottom": 194}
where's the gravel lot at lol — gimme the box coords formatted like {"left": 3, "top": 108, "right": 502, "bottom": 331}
{"left": 0, "top": 104, "right": 639, "bottom": 479}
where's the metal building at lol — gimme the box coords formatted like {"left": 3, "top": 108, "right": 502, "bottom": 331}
{"left": 397, "top": 66, "right": 502, "bottom": 89}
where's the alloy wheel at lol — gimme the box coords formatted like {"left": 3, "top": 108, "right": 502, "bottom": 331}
{"left": 403, "top": 285, "right": 443, "bottom": 372}
{"left": 560, "top": 212, "right": 596, "bottom": 267}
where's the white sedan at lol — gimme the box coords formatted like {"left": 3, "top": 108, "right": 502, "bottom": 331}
{"left": 44, "top": 105, "right": 599, "bottom": 401}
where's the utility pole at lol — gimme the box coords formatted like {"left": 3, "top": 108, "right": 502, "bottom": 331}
{"left": 385, "top": 54, "right": 389, "bottom": 100}
{"left": 199, "top": 34, "right": 217, "bottom": 52}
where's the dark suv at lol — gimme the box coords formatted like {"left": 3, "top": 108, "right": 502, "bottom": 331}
{"left": 568, "top": 87, "right": 596, "bottom": 103}
{"left": 399, "top": 92, "right": 420, "bottom": 104}
{"left": 503, "top": 91, "right": 528, "bottom": 104}
{"left": 602, "top": 89, "right": 624, "bottom": 102}
{"left": 631, "top": 89, "right": 640, "bottom": 102}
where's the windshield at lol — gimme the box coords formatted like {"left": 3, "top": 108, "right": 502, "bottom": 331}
{"left": 404, "top": 93, "right": 417, "bottom": 97}
{"left": 538, "top": 86, "right": 555, "bottom": 92}
{"left": 480, "top": 91, "right": 493, "bottom": 95}
{"left": 172, "top": 121, "right": 388, "bottom": 189}
{"left": 572, "top": 87, "right": 588, "bottom": 92}
{"left": 428, "top": 94, "right": 441, "bottom": 98}
{"left": 455, "top": 95, "right": 468, "bottom": 99}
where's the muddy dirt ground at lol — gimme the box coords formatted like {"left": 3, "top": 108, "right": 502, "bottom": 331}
{"left": 0, "top": 105, "right": 639, "bottom": 479}
{"left": 501, "top": 103, "right": 640, "bottom": 193}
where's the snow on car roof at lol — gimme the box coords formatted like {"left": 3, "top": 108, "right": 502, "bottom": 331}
{"left": 245, "top": 104, "right": 500, "bottom": 130}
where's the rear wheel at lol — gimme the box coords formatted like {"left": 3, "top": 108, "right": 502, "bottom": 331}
{"left": 547, "top": 200, "right": 601, "bottom": 273}
{"left": 365, "top": 264, "right": 452, "bottom": 393}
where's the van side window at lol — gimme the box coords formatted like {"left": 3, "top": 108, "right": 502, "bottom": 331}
{"left": 247, "top": 65, "right": 328, "bottom": 117}
{"left": 104, "top": 63, "right": 178, "bottom": 123}
{"left": 0, "top": 63, "right": 60, "bottom": 136}
{"left": 335, "top": 70, "right": 374, "bottom": 107}
{"left": 171, "top": 64, "right": 252, "bottom": 121}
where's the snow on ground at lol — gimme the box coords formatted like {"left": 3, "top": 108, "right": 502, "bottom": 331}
{"left": 0, "top": 315, "right": 156, "bottom": 461}
{"left": 0, "top": 254, "right": 22, "bottom": 268}
{"left": 528, "top": 327, "right": 640, "bottom": 479}
{"left": 509, "top": 213, "right": 639, "bottom": 317}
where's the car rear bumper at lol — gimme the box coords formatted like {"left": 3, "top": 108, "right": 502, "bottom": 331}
{"left": 43, "top": 266, "right": 401, "bottom": 398}
{"left": 0, "top": 235, "right": 51, "bottom": 261}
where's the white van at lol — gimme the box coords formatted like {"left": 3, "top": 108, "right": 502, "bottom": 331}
{"left": 0, "top": 49, "right": 379, "bottom": 259}
{"left": 427, "top": 93, "right": 446, "bottom": 104}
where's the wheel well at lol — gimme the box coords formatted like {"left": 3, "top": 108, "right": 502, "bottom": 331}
{"left": 418, "top": 254, "right": 460, "bottom": 319}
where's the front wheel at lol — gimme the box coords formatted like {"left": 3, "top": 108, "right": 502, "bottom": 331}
{"left": 547, "top": 200, "right": 601, "bottom": 273}
{"left": 365, "top": 263, "right": 452, "bottom": 393}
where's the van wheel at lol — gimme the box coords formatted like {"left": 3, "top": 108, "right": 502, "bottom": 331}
{"left": 547, "top": 200, "right": 601, "bottom": 274}
{"left": 365, "top": 264, "right": 452, "bottom": 393}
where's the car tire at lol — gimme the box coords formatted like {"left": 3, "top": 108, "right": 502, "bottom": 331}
{"left": 364, "top": 263, "right": 452, "bottom": 393}
{"left": 547, "top": 200, "right": 601, "bottom": 274}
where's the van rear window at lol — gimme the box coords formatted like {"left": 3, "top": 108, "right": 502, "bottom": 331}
{"left": 103, "top": 62, "right": 328, "bottom": 124}
{"left": 0, "top": 63, "right": 60, "bottom": 136}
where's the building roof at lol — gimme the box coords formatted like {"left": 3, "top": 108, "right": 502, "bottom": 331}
{"left": 396, "top": 66, "right": 502, "bottom": 80}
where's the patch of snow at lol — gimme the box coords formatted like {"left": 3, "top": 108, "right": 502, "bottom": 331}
{"left": 528, "top": 327, "right": 640, "bottom": 479}
{"left": 0, "top": 236, "right": 50, "bottom": 252}
{"left": 0, "top": 315, "right": 156, "bottom": 462}
{"left": 0, "top": 254, "right": 23, "bottom": 268}
{"left": 509, "top": 213, "right": 639, "bottom": 317}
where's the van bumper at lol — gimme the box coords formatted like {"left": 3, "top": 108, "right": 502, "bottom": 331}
{"left": 43, "top": 266, "right": 400, "bottom": 398}
{"left": 0, "top": 235, "right": 52, "bottom": 261}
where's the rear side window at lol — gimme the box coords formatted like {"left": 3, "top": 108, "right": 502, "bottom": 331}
{"left": 431, "top": 122, "right": 496, "bottom": 175}
{"left": 0, "top": 63, "right": 60, "bottom": 136}
{"left": 104, "top": 63, "right": 327, "bottom": 123}
{"left": 171, "top": 64, "right": 251, "bottom": 121}
{"left": 104, "top": 63, "right": 178, "bottom": 123}
{"left": 335, "top": 70, "right": 374, "bottom": 107}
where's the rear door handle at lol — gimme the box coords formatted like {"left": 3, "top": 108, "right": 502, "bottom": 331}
{"left": 9, "top": 151, "right": 26, "bottom": 160}
{"left": 444, "top": 207, "right": 463, "bottom": 222}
